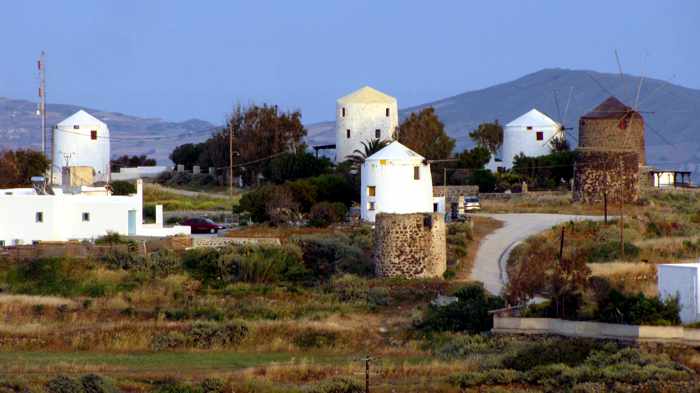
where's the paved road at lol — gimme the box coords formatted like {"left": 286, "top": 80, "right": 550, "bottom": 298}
{"left": 471, "top": 213, "right": 606, "bottom": 295}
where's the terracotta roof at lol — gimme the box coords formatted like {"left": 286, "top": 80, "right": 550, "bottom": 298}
{"left": 581, "top": 96, "right": 642, "bottom": 120}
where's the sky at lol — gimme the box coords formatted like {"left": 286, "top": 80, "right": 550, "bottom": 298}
{"left": 1, "top": 1, "right": 698, "bottom": 124}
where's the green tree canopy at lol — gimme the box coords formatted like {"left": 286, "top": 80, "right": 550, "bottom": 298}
{"left": 469, "top": 121, "right": 503, "bottom": 156}
{"left": 0, "top": 149, "right": 50, "bottom": 187}
{"left": 398, "top": 107, "right": 455, "bottom": 160}
{"left": 457, "top": 146, "right": 491, "bottom": 169}
{"left": 344, "top": 139, "right": 390, "bottom": 169}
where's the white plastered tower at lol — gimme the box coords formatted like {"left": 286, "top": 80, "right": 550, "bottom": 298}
{"left": 52, "top": 110, "right": 111, "bottom": 184}
{"left": 360, "top": 141, "right": 433, "bottom": 222}
{"left": 500, "top": 109, "right": 563, "bottom": 169}
{"left": 335, "top": 86, "right": 398, "bottom": 163}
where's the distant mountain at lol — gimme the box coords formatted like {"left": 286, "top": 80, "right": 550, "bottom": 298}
{"left": 0, "top": 97, "right": 216, "bottom": 164}
{"left": 307, "top": 68, "right": 700, "bottom": 175}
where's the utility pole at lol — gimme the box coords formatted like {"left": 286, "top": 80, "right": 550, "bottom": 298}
{"left": 359, "top": 355, "right": 373, "bottom": 393}
{"left": 558, "top": 226, "right": 565, "bottom": 318}
{"left": 228, "top": 120, "right": 234, "bottom": 196}
{"left": 38, "top": 51, "right": 47, "bottom": 157}
{"left": 619, "top": 159, "right": 625, "bottom": 260}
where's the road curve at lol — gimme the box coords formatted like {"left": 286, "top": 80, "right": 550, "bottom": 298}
{"left": 471, "top": 213, "right": 606, "bottom": 295}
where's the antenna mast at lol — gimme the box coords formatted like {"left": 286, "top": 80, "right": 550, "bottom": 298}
{"left": 38, "top": 51, "right": 47, "bottom": 156}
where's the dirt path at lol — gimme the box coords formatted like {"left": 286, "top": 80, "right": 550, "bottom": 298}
{"left": 470, "top": 213, "right": 606, "bottom": 295}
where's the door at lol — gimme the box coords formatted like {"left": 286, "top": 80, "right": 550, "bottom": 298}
{"left": 128, "top": 210, "right": 136, "bottom": 235}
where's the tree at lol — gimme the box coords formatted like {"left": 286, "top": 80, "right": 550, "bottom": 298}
{"left": 457, "top": 146, "right": 491, "bottom": 169}
{"left": 550, "top": 137, "right": 571, "bottom": 152}
{"left": 0, "top": 149, "right": 49, "bottom": 187}
{"left": 262, "top": 151, "right": 331, "bottom": 184}
{"left": 344, "top": 139, "right": 390, "bottom": 168}
{"left": 169, "top": 143, "right": 203, "bottom": 169}
{"left": 111, "top": 155, "right": 156, "bottom": 171}
{"left": 110, "top": 180, "right": 136, "bottom": 196}
{"left": 398, "top": 107, "right": 455, "bottom": 160}
{"left": 468, "top": 169, "right": 497, "bottom": 192}
{"left": 469, "top": 121, "right": 503, "bottom": 156}
{"left": 512, "top": 151, "right": 575, "bottom": 190}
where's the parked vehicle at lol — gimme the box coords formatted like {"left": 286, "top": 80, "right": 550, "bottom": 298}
{"left": 464, "top": 196, "right": 481, "bottom": 211}
{"left": 181, "top": 218, "right": 225, "bottom": 234}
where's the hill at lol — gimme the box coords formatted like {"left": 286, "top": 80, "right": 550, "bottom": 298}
{"left": 0, "top": 97, "right": 216, "bottom": 164}
{"left": 307, "top": 68, "right": 700, "bottom": 174}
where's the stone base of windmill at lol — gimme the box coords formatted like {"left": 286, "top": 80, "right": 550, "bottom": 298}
{"left": 573, "top": 149, "right": 640, "bottom": 204}
{"left": 373, "top": 212, "right": 446, "bottom": 279}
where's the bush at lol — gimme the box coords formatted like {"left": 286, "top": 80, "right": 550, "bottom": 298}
{"left": 263, "top": 151, "right": 331, "bottom": 184}
{"left": 305, "top": 377, "right": 363, "bottom": 393}
{"left": 110, "top": 180, "right": 136, "bottom": 196}
{"left": 100, "top": 249, "right": 147, "bottom": 270}
{"left": 46, "top": 376, "right": 82, "bottom": 393}
{"left": 502, "top": 338, "right": 606, "bottom": 371}
{"left": 309, "top": 202, "right": 347, "bottom": 227}
{"left": 183, "top": 245, "right": 309, "bottom": 286}
{"left": 468, "top": 169, "right": 497, "bottom": 192}
{"left": 188, "top": 321, "right": 248, "bottom": 349}
{"left": 154, "top": 380, "right": 197, "bottom": 393}
{"left": 143, "top": 204, "right": 156, "bottom": 222}
{"left": 151, "top": 331, "right": 187, "bottom": 351}
{"left": 587, "top": 241, "right": 640, "bottom": 262}
{"left": 294, "top": 236, "right": 373, "bottom": 280}
{"left": 293, "top": 330, "right": 338, "bottom": 349}
{"left": 6, "top": 257, "right": 81, "bottom": 297}
{"left": 596, "top": 289, "right": 681, "bottom": 325}
{"left": 199, "top": 379, "right": 225, "bottom": 393}
{"left": 80, "top": 374, "right": 115, "bottom": 393}
{"left": 418, "top": 282, "right": 505, "bottom": 333}
{"left": 147, "top": 249, "right": 182, "bottom": 277}
{"left": 237, "top": 185, "right": 278, "bottom": 222}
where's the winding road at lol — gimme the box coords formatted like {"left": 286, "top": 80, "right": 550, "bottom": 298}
{"left": 471, "top": 213, "right": 606, "bottom": 295}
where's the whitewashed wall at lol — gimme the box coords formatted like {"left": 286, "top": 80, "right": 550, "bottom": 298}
{"left": 500, "top": 109, "right": 562, "bottom": 169}
{"left": 53, "top": 111, "right": 111, "bottom": 184}
{"left": 335, "top": 101, "right": 398, "bottom": 163}
{"left": 360, "top": 160, "right": 433, "bottom": 222}
{"left": 658, "top": 264, "right": 700, "bottom": 324}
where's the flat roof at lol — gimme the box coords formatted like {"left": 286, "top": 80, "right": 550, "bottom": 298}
{"left": 658, "top": 263, "right": 700, "bottom": 268}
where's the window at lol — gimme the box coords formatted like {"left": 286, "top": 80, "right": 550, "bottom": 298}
{"left": 346, "top": 129, "right": 351, "bottom": 139}
{"left": 32, "top": 240, "right": 40, "bottom": 246}
{"left": 35, "top": 212, "right": 43, "bottom": 223}
{"left": 91, "top": 130, "right": 97, "bottom": 140}
{"left": 385, "top": 108, "right": 390, "bottom": 117}
{"left": 342, "top": 107, "right": 346, "bottom": 117}
{"left": 375, "top": 129, "right": 381, "bottom": 138}
{"left": 433, "top": 203, "right": 438, "bottom": 212}
{"left": 536, "top": 131, "right": 544, "bottom": 141}
{"left": 414, "top": 166, "right": 420, "bottom": 180}
{"left": 526, "top": 126, "right": 533, "bottom": 130}
{"left": 82, "top": 212, "right": 90, "bottom": 222}
{"left": 368, "top": 186, "right": 376, "bottom": 197}
{"left": 73, "top": 125, "right": 80, "bottom": 130}
{"left": 368, "top": 201, "right": 375, "bottom": 211}
{"left": 0, "top": 241, "right": 4, "bottom": 247}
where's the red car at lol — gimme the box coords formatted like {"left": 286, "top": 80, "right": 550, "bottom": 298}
{"left": 181, "top": 218, "right": 225, "bottom": 234}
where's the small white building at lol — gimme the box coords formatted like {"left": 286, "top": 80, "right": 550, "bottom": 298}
{"left": 335, "top": 86, "right": 398, "bottom": 163}
{"left": 53, "top": 110, "right": 111, "bottom": 184}
{"left": 658, "top": 263, "right": 700, "bottom": 324}
{"left": 499, "top": 109, "right": 564, "bottom": 169}
{"left": 0, "top": 180, "right": 190, "bottom": 246}
{"left": 360, "top": 141, "right": 433, "bottom": 222}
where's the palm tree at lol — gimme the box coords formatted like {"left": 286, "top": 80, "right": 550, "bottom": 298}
{"left": 345, "top": 139, "right": 390, "bottom": 168}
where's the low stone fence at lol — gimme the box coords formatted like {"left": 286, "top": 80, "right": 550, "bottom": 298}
{"left": 192, "top": 237, "right": 281, "bottom": 248}
{"left": 479, "top": 190, "right": 570, "bottom": 200}
{"left": 493, "top": 316, "right": 700, "bottom": 346}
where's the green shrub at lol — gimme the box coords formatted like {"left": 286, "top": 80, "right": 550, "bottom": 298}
{"left": 110, "top": 180, "right": 136, "bottom": 196}
{"left": 305, "top": 377, "right": 363, "bottom": 393}
{"left": 293, "top": 330, "right": 338, "bottom": 349}
{"left": 183, "top": 245, "right": 309, "bottom": 286}
{"left": 188, "top": 321, "right": 248, "bottom": 349}
{"left": 596, "top": 290, "right": 681, "bottom": 325}
{"left": 154, "top": 380, "right": 197, "bottom": 393}
{"left": 143, "top": 204, "right": 156, "bottom": 222}
{"left": 587, "top": 241, "right": 640, "bottom": 262}
{"left": 80, "top": 374, "right": 116, "bottom": 393}
{"left": 45, "top": 376, "right": 82, "bottom": 393}
{"left": 6, "top": 257, "right": 81, "bottom": 297}
{"left": 100, "top": 249, "right": 147, "bottom": 270}
{"left": 147, "top": 249, "right": 182, "bottom": 277}
{"left": 433, "top": 334, "right": 506, "bottom": 359}
{"left": 418, "top": 282, "right": 505, "bottom": 333}
{"left": 199, "top": 378, "right": 225, "bottom": 393}
{"left": 151, "top": 331, "right": 187, "bottom": 351}
{"left": 502, "top": 338, "right": 606, "bottom": 371}
{"left": 95, "top": 232, "right": 128, "bottom": 245}
{"left": 294, "top": 235, "right": 373, "bottom": 280}
{"left": 330, "top": 274, "right": 368, "bottom": 302}
{"left": 309, "top": 202, "right": 347, "bottom": 227}
{"left": 450, "top": 369, "right": 522, "bottom": 388}
{"left": 367, "top": 287, "right": 390, "bottom": 309}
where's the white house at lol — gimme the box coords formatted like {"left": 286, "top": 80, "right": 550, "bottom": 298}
{"left": 52, "top": 110, "right": 111, "bottom": 184}
{"left": 658, "top": 263, "right": 700, "bottom": 324}
{"left": 360, "top": 141, "right": 433, "bottom": 222}
{"left": 335, "top": 86, "right": 398, "bottom": 163}
{"left": 0, "top": 180, "right": 190, "bottom": 246}
{"left": 498, "top": 109, "right": 563, "bottom": 169}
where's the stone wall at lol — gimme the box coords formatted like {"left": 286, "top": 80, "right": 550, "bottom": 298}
{"left": 192, "top": 237, "right": 281, "bottom": 248}
{"left": 373, "top": 213, "right": 446, "bottom": 278}
{"left": 573, "top": 149, "right": 640, "bottom": 203}
{"left": 432, "top": 185, "right": 479, "bottom": 208}
{"left": 578, "top": 116, "right": 645, "bottom": 165}
{"left": 493, "top": 316, "right": 700, "bottom": 347}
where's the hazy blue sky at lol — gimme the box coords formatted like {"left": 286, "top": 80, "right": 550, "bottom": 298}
{"left": 1, "top": 1, "right": 698, "bottom": 124}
